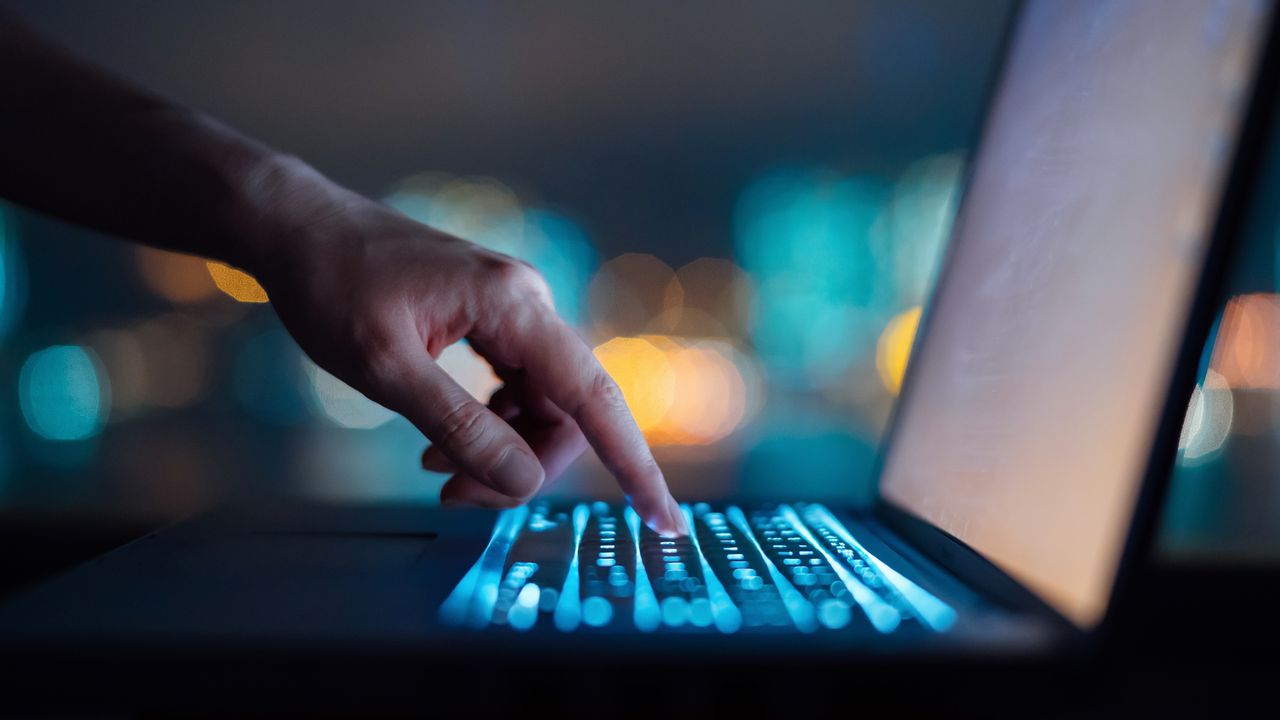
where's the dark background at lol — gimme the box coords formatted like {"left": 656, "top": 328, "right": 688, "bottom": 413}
{"left": 0, "top": 0, "right": 1277, "bottom": 630}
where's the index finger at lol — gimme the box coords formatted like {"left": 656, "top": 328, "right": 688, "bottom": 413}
{"left": 514, "top": 317, "right": 688, "bottom": 537}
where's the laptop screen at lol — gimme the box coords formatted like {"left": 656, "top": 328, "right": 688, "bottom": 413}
{"left": 879, "top": 0, "right": 1271, "bottom": 627}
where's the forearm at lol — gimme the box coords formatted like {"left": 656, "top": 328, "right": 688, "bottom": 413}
{"left": 0, "top": 15, "right": 352, "bottom": 273}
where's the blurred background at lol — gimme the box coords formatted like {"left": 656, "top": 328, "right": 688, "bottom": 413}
{"left": 0, "top": 0, "right": 1275, "bottom": 568}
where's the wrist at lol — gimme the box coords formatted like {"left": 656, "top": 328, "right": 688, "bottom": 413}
{"left": 223, "top": 151, "right": 363, "bottom": 277}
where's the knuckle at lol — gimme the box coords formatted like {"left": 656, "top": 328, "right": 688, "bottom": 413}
{"left": 350, "top": 320, "right": 401, "bottom": 388}
{"left": 587, "top": 370, "right": 628, "bottom": 413}
{"left": 433, "top": 400, "right": 491, "bottom": 450}
{"left": 483, "top": 256, "right": 553, "bottom": 306}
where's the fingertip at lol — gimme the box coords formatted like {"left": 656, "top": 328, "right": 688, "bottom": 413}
{"left": 639, "top": 491, "right": 688, "bottom": 538}
{"left": 440, "top": 474, "right": 527, "bottom": 509}
{"left": 488, "top": 446, "right": 545, "bottom": 498}
{"left": 655, "top": 493, "right": 689, "bottom": 537}
{"left": 421, "top": 445, "right": 456, "bottom": 473}
{"left": 670, "top": 495, "right": 691, "bottom": 536}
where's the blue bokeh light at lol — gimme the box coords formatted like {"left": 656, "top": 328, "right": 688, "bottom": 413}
{"left": 18, "top": 345, "right": 108, "bottom": 442}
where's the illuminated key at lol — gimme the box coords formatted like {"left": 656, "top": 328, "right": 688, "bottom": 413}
{"left": 777, "top": 505, "right": 900, "bottom": 633}
{"left": 681, "top": 504, "right": 742, "bottom": 633}
{"left": 625, "top": 507, "right": 663, "bottom": 632}
{"left": 553, "top": 504, "right": 591, "bottom": 632}
{"left": 802, "top": 504, "right": 956, "bottom": 632}
{"left": 438, "top": 506, "right": 529, "bottom": 629}
{"left": 726, "top": 505, "right": 817, "bottom": 633}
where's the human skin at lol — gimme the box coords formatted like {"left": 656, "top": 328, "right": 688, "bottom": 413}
{"left": 0, "top": 14, "right": 688, "bottom": 536}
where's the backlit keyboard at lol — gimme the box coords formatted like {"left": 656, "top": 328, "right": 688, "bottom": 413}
{"left": 439, "top": 501, "right": 956, "bottom": 634}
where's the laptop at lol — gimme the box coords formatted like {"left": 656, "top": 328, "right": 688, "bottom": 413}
{"left": 0, "top": 0, "right": 1277, "bottom": 675}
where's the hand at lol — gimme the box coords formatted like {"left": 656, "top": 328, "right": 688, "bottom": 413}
{"left": 249, "top": 189, "right": 689, "bottom": 537}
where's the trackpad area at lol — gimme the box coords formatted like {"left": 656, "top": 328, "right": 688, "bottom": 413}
{"left": 0, "top": 502, "right": 495, "bottom": 645}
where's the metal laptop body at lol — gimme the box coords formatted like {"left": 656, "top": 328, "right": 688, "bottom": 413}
{"left": 0, "top": 0, "right": 1277, "bottom": 682}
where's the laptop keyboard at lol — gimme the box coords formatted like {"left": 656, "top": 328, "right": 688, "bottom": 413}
{"left": 440, "top": 501, "right": 956, "bottom": 634}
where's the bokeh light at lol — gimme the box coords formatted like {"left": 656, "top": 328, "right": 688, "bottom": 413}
{"left": 518, "top": 210, "right": 598, "bottom": 325}
{"left": 134, "top": 315, "right": 208, "bottom": 409}
{"left": 428, "top": 177, "right": 524, "bottom": 248}
{"left": 871, "top": 153, "right": 965, "bottom": 307}
{"left": 592, "top": 335, "right": 761, "bottom": 447}
{"left": 589, "top": 254, "right": 680, "bottom": 337}
{"left": 592, "top": 336, "right": 676, "bottom": 434}
{"left": 206, "top": 262, "right": 269, "bottom": 303}
{"left": 85, "top": 328, "right": 149, "bottom": 419}
{"left": 733, "top": 156, "right": 962, "bottom": 397}
{"left": 233, "top": 329, "right": 311, "bottom": 425}
{"left": 304, "top": 360, "right": 396, "bottom": 430}
{"left": 1209, "top": 293, "right": 1280, "bottom": 389}
{"left": 657, "top": 342, "right": 746, "bottom": 445}
{"left": 135, "top": 247, "right": 219, "bottom": 304}
{"left": 436, "top": 341, "right": 502, "bottom": 402}
{"left": 385, "top": 175, "right": 598, "bottom": 324}
{"left": 876, "top": 306, "right": 922, "bottom": 395}
{"left": 18, "top": 345, "right": 109, "bottom": 442}
{"left": 734, "top": 170, "right": 893, "bottom": 388}
{"left": 0, "top": 204, "right": 27, "bottom": 340}
{"left": 1179, "top": 369, "right": 1234, "bottom": 463}
{"left": 666, "top": 258, "right": 755, "bottom": 339}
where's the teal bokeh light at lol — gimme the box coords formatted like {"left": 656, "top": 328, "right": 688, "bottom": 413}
{"left": 734, "top": 170, "right": 893, "bottom": 386}
{"left": 18, "top": 345, "right": 109, "bottom": 442}
{"left": 0, "top": 204, "right": 28, "bottom": 341}
{"left": 233, "top": 329, "right": 310, "bottom": 425}
{"left": 517, "top": 209, "right": 597, "bottom": 325}
{"left": 385, "top": 185, "right": 597, "bottom": 325}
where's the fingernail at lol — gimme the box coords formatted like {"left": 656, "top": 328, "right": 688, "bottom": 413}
{"left": 422, "top": 448, "right": 454, "bottom": 473}
{"left": 667, "top": 494, "right": 690, "bottom": 537}
{"left": 488, "top": 448, "right": 543, "bottom": 497}
{"left": 650, "top": 494, "right": 688, "bottom": 538}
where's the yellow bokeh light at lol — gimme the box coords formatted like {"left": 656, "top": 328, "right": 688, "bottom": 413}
{"left": 206, "top": 262, "right": 269, "bottom": 303}
{"left": 876, "top": 306, "right": 922, "bottom": 395}
{"left": 593, "top": 336, "right": 676, "bottom": 433}
{"left": 135, "top": 248, "right": 219, "bottom": 304}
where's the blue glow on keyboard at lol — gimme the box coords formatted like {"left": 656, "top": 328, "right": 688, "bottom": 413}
{"left": 440, "top": 502, "right": 957, "bottom": 635}
{"left": 438, "top": 505, "right": 529, "bottom": 629}
{"left": 803, "top": 505, "right": 957, "bottom": 632}
{"left": 682, "top": 505, "right": 743, "bottom": 633}
{"left": 624, "top": 506, "right": 663, "bottom": 632}
{"left": 508, "top": 583, "right": 541, "bottom": 632}
{"left": 725, "top": 505, "right": 818, "bottom": 633}
{"left": 777, "top": 505, "right": 901, "bottom": 633}
{"left": 553, "top": 504, "right": 591, "bottom": 632}
{"left": 582, "top": 595, "right": 613, "bottom": 627}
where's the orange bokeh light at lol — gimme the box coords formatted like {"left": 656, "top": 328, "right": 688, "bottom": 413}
{"left": 206, "top": 262, "right": 269, "bottom": 304}
{"left": 1211, "top": 293, "right": 1280, "bottom": 389}
{"left": 593, "top": 334, "right": 757, "bottom": 447}
{"left": 135, "top": 248, "right": 220, "bottom": 304}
